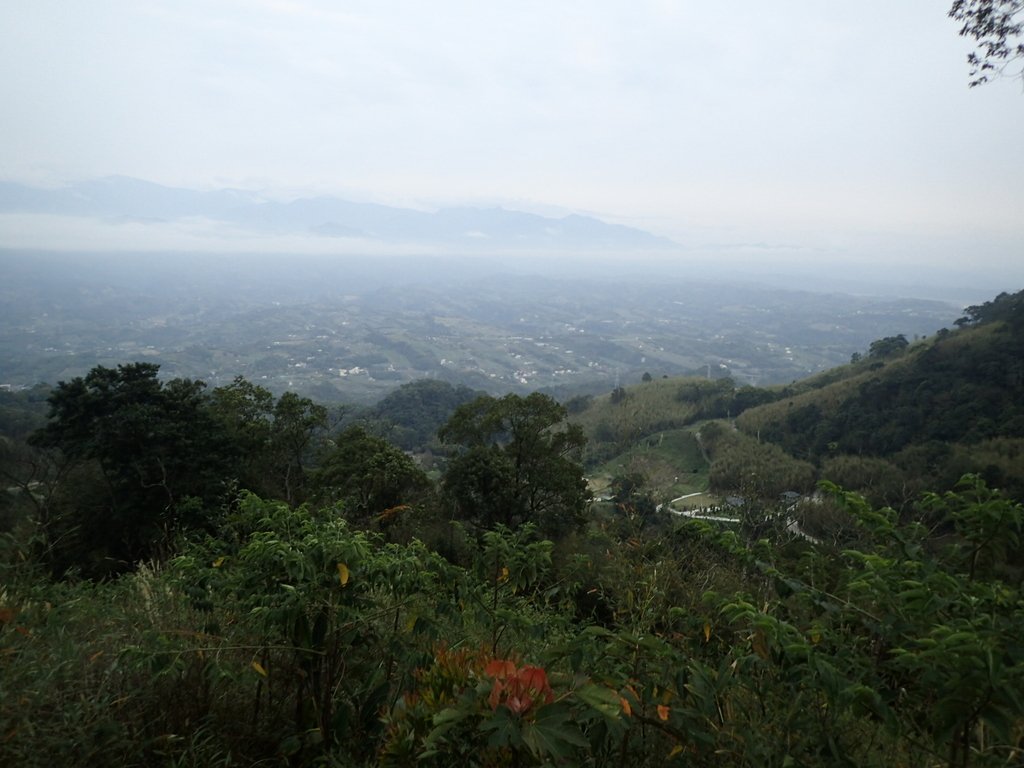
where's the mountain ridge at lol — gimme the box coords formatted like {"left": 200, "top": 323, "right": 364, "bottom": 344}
{"left": 0, "top": 176, "right": 676, "bottom": 250}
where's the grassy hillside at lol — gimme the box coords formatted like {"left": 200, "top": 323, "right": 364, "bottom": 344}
{"left": 566, "top": 377, "right": 716, "bottom": 502}
{"left": 728, "top": 303, "right": 1024, "bottom": 504}
{"left": 569, "top": 377, "right": 703, "bottom": 443}
{"left": 566, "top": 291, "right": 1024, "bottom": 508}
{"left": 586, "top": 428, "right": 710, "bottom": 501}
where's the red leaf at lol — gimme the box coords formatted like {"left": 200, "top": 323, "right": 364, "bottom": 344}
{"left": 485, "top": 659, "right": 517, "bottom": 680}
{"left": 517, "top": 665, "right": 549, "bottom": 692}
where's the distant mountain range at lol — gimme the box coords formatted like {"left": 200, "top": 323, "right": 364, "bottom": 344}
{"left": 0, "top": 176, "right": 675, "bottom": 250}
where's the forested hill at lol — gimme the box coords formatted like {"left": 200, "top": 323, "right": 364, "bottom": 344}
{"left": 732, "top": 289, "right": 1024, "bottom": 498}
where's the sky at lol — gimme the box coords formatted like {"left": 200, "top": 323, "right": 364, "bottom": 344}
{"left": 1, "top": 1, "right": 1022, "bottom": 287}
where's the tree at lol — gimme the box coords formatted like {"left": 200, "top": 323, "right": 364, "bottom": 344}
{"left": 732, "top": 385, "right": 775, "bottom": 414}
{"left": 311, "top": 425, "right": 430, "bottom": 523}
{"left": 208, "top": 376, "right": 275, "bottom": 495}
{"left": 563, "top": 394, "right": 593, "bottom": 415}
{"left": 820, "top": 454, "right": 912, "bottom": 509}
{"left": 268, "top": 391, "right": 328, "bottom": 505}
{"left": 439, "top": 393, "right": 589, "bottom": 537}
{"left": 868, "top": 334, "right": 909, "bottom": 359}
{"left": 30, "top": 363, "right": 230, "bottom": 572}
{"left": 609, "top": 471, "right": 658, "bottom": 529}
{"left": 949, "top": 0, "right": 1024, "bottom": 86}
{"left": 206, "top": 377, "right": 331, "bottom": 505}
{"left": 954, "top": 289, "right": 1024, "bottom": 328}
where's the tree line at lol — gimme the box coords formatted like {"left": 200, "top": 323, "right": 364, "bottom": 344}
{"left": 1, "top": 362, "right": 589, "bottom": 578}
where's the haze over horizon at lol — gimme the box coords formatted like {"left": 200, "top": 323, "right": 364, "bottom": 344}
{"left": 1, "top": 2, "right": 1022, "bottom": 294}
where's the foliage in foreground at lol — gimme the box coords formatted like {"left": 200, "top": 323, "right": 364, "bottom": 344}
{"left": 2, "top": 476, "right": 1023, "bottom": 767}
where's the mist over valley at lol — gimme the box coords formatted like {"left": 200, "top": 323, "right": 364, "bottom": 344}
{"left": 1, "top": 248, "right": 962, "bottom": 403}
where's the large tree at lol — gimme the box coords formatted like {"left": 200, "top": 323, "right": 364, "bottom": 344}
{"left": 438, "top": 392, "right": 589, "bottom": 537}
{"left": 30, "top": 363, "right": 231, "bottom": 572}
{"left": 268, "top": 391, "right": 328, "bottom": 505}
{"left": 205, "top": 377, "right": 329, "bottom": 504}
{"left": 311, "top": 425, "right": 430, "bottom": 524}
{"left": 208, "top": 375, "right": 276, "bottom": 495}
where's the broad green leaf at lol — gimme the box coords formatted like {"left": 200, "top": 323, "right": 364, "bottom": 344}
{"left": 521, "top": 703, "right": 589, "bottom": 760}
{"left": 576, "top": 683, "right": 623, "bottom": 720}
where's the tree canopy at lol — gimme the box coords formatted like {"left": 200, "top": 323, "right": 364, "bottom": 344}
{"left": 30, "top": 363, "right": 230, "bottom": 571}
{"left": 26, "top": 364, "right": 329, "bottom": 575}
{"left": 311, "top": 425, "right": 430, "bottom": 523}
{"left": 439, "top": 392, "right": 589, "bottom": 536}
{"left": 949, "top": 0, "right": 1024, "bottom": 85}
{"left": 371, "top": 378, "right": 480, "bottom": 450}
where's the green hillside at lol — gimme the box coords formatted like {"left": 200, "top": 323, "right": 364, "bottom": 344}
{"left": 731, "top": 290, "right": 1024, "bottom": 504}
{"left": 560, "top": 290, "right": 1024, "bottom": 513}
{"left": 3, "top": 291, "right": 1024, "bottom": 767}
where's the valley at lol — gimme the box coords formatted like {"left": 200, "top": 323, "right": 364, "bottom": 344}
{"left": 0, "top": 251, "right": 960, "bottom": 403}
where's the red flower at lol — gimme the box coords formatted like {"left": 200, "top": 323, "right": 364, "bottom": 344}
{"left": 486, "top": 660, "right": 554, "bottom": 715}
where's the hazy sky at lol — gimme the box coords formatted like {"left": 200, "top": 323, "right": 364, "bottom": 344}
{"left": 1, "top": 1, "right": 1022, "bottom": 282}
